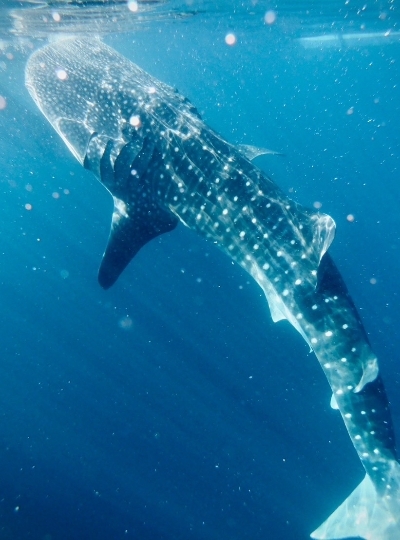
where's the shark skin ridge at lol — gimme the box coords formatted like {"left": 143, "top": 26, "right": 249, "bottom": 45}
{"left": 25, "top": 38, "right": 400, "bottom": 539}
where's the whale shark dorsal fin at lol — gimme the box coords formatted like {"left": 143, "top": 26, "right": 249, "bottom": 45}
{"left": 312, "top": 213, "right": 336, "bottom": 263}
{"left": 237, "top": 144, "right": 284, "bottom": 160}
{"left": 98, "top": 197, "right": 178, "bottom": 289}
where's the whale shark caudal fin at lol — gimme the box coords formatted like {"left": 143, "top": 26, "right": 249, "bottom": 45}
{"left": 311, "top": 463, "right": 400, "bottom": 540}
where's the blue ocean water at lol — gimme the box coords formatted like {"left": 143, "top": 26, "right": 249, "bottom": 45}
{"left": 0, "top": 2, "right": 400, "bottom": 539}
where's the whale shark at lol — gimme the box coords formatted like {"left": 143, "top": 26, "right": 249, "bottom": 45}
{"left": 25, "top": 38, "right": 400, "bottom": 539}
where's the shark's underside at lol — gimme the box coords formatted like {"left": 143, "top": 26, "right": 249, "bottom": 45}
{"left": 25, "top": 38, "right": 400, "bottom": 539}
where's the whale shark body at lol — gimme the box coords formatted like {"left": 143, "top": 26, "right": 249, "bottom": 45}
{"left": 25, "top": 38, "right": 400, "bottom": 539}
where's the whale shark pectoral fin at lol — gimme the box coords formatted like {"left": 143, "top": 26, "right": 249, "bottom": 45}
{"left": 98, "top": 198, "right": 179, "bottom": 289}
{"left": 236, "top": 144, "right": 284, "bottom": 160}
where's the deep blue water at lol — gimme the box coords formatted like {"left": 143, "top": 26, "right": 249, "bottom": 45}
{"left": 0, "top": 2, "right": 400, "bottom": 539}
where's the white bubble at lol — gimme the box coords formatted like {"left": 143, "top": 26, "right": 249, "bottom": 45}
{"left": 264, "top": 10, "right": 277, "bottom": 24}
{"left": 119, "top": 316, "right": 133, "bottom": 330}
{"left": 56, "top": 69, "right": 68, "bottom": 81}
{"left": 129, "top": 115, "right": 141, "bottom": 127}
{"left": 225, "top": 33, "right": 237, "bottom": 46}
{"left": 127, "top": 0, "right": 138, "bottom": 12}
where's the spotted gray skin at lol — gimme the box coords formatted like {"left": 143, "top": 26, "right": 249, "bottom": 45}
{"left": 25, "top": 38, "right": 400, "bottom": 539}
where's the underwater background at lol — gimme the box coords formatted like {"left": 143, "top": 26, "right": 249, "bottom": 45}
{"left": 0, "top": 1, "right": 400, "bottom": 539}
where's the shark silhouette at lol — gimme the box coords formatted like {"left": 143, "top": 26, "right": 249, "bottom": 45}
{"left": 25, "top": 38, "right": 400, "bottom": 539}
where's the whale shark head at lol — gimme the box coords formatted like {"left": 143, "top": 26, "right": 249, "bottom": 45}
{"left": 26, "top": 38, "right": 150, "bottom": 172}
{"left": 26, "top": 38, "right": 185, "bottom": 289}
{"left": 25, "top": 38, "right": 201, "bottom": 175}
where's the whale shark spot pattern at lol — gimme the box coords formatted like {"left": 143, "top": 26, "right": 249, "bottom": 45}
{"left": 25, "top": 38, "right": 400, "bottom": 540}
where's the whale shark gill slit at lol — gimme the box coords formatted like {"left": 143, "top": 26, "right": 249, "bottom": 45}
{"left": 94, "top": 134, "right": 178, "bottom": 289}
{"left": 25, "top": 38, "right": 400, "bottom": 539}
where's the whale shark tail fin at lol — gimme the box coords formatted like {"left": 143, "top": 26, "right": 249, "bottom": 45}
{"left": 311, "top": 466, "right": 400, "bottom": 540}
